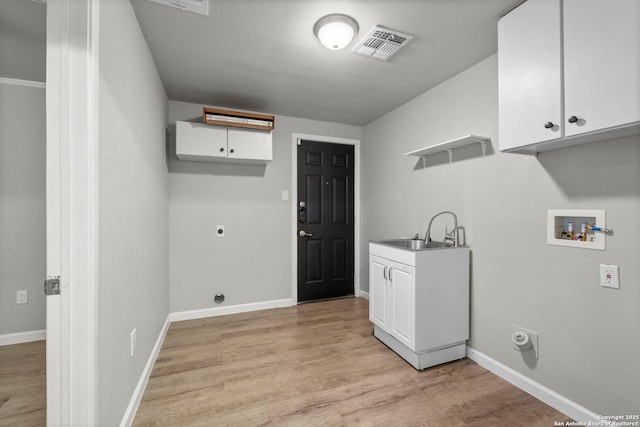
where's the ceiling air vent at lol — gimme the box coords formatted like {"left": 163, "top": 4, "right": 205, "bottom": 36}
{"left": 147, "top": 0, "right": 209, "bottom": 16}
{"left": 352, "top": 26, "right": 413, "bottom": 61}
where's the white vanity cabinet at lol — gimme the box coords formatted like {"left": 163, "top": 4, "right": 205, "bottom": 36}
{"left": 498, "top": 0, "right": 640, "bottom": 153}
{"left": 176, "top": 121, "right": 272, "bottom": 164}
{"left": 369, "top": 255, "right": 416, "bottom": 348}
{"left": 369, "top": 242, "right": 470, "bottom": 370}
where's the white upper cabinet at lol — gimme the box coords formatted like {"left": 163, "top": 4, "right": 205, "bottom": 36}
{"left": 176, "top": 121, "right": 227, "bottom": 161}
{"left": 499, "top": 0, "right": 640, "bottom": 153}
{"left": 498, "top": 0, "right": 563, "bottom": 150}
{"left": 563, "top": 0, "right": 640, "bottom": 137}
{"left": 176, "top": 121, "right": 272, "bottom": 164}
{"left": 227, "top": 128, "right": 272, "bottom": 162}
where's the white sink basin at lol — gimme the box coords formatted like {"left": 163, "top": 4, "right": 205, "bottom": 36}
{"left": 375, "top": 239, "right": 454, "bottom": 251}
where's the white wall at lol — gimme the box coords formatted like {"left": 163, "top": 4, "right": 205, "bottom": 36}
{"left": 362, "top": 54, "right": 640, "bottom": 415}
{"left": 0, "top": 81, "right": 46, "bottom": 337}
{"left": 168, "top": 101, "right": 362, "bottom": 312}
{"left": 97, "top": 1, "right": 169, "bottom": 425}
{"left": 0, "top": 0, "right": 46, "bottom": 82}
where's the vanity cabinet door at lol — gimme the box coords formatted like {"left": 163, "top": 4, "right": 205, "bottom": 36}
{"left": 388, "top": 262, "right": 416, "bottom": 350}
{"left": 369, "top": 256, "right": 389, "bottom": 330}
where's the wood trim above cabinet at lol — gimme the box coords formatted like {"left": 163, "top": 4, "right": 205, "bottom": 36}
{"left": 202, "top": 107, "right": 275, "bottom": 131}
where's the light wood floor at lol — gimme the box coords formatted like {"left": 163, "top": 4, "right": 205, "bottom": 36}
{"left": 134, "top": 297, "right": 570, "bottom": 426}
{"left": 0, "top": 340, "right": 46, "bottom": 427}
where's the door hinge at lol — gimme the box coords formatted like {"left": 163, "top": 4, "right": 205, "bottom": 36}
{"left": 44, "top": 276, "right": 61, "bottom": 296}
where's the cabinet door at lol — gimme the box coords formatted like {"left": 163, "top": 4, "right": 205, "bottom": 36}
{"left": 176, "top": 121, "right": 227, "bottom": 161}
{"left": 563, "top": 0, "right": 640, "bottom": 136}
{"left": 227, "top": 128, "right": 272, "bottom": 161}
{"left": 498, "top": 0, "right": 563, "bottom": 150}
{"left": 389, "top": 262, "right": 415, "bottom": 349}
{"left": 369, "top": 256, "right": 388, "bottom": 330}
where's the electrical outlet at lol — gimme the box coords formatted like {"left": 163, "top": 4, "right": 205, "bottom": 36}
{"left": 16, "top": 290, "right": 27, "bottom": 304}
{"left": 600, "top": 264, "right": 620, "bottom": 289}
{"left": 130, "top": 329, "right": 136, "bottom": 357}
{"left": 216, "top": 225, "right": 225, "bottom": 237}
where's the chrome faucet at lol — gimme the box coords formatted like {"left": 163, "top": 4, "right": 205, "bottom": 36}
{"left": 424, "top": 211, "right": 458, "bottom": 247}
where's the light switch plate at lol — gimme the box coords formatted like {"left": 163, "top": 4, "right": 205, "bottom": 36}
{"left": 599, "top": 264, "right": 620, "bottom": 289}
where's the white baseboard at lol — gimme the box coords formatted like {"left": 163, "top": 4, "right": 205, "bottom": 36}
{"left": 466, "top": 347, "right": 601, "bottom": 423}
{"left": 120, "top": 299, "right": 292, "bottom": 425}
{"left": 358, "top": 290, "right": 370, "bottom": 300}
{"left": 170, "top": 298, "right": 294, "bottom": 322}
{"left": 120, "top": 315, "right": 171, "bottom": 427}
{"left": 0, "top": 329, "right": 46, "bottom": 346}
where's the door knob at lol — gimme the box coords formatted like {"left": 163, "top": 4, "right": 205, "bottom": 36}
{"left": 299, "top": 230, "right": 313, "bottom": 237}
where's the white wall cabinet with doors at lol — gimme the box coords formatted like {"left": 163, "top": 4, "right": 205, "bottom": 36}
{"left": 498, "top": 0, "right": 640, "bottom": 154}
{"left": 369, "top": 242, "right": 470, "bottom": 370}
{"left": 176, "top": 121, "right": 272, "bottom": 164}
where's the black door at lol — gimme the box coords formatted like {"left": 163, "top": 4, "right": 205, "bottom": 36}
{"left": 297, "top": 140, "right": 355, "bottom": 302}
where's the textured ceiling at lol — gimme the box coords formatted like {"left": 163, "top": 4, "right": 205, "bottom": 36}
{"left": 1, "top": 0, "right": 524, "bottom": 126}
{"left": 132, "top": 0, "right": 522, "bottom": 126}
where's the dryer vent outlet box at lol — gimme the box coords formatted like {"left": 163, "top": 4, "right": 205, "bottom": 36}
{"left": 352, "top": 26, "right": 414, "bottom": 61}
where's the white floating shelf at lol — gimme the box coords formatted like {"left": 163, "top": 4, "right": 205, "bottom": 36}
{"left": 404, "top": 135, "right": 489, "bottom": 165}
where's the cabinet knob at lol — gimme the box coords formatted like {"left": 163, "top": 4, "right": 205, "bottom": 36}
{"left": 229, "top": 149, "right": 235, "bottom": 154}
{"left": 544, "top": 122, "right": 555, "bottom": 129}
{"left": 219, "top": 147, "right": 224, "bottom": 152}
{"left": 568, "top": 115, "right": 579, "bottom": 124}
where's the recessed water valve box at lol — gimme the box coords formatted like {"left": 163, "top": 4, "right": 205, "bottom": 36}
{"left": 547, "top": 209, "right": 606, "bottom": 250}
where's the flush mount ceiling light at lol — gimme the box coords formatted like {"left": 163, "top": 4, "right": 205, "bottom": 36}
{"left": 313, "top": 14, "right": 359, "bottom": 51}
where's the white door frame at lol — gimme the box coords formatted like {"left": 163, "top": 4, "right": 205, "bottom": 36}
{"left": 291, "top": 133, "right": 362, "bottom": 303}
{"left": 46, "top": 0, "right": 99, "bottom": 424}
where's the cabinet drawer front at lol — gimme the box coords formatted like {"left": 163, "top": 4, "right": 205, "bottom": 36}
{"left": 227, "top": 129, "right": 272, "bottom": 161}
{"left": 176, "top": 121, "right": 227, "bottom": 160}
